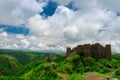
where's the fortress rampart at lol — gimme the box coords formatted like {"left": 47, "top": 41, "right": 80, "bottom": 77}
{"left": 66, "top": 43, "right": 112, "bottom": 60}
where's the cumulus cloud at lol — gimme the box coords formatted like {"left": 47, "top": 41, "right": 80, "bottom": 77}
{"left": 98, "top": 0, "right": 120, "bottom": 12}
{"left": 0, "top": 0, "right": 46, "bottom": 25}
{"left": 24, "top": 5, "right": 120, "bottom": 52}
{"left": 1, "top": 0, "right": 120, "bottom": 52}
{"left": 52, "top": 0, "right": 97, "bottom": 10}
{"left": 53, "top": 0, "right": 120, "bottom": 12}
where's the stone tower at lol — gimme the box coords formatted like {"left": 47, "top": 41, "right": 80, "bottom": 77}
{"left": 104, "top": 44, "right": 112, "bottom": 60}
{"left": 66, "top": 47, "right": 71, "bottom": 57}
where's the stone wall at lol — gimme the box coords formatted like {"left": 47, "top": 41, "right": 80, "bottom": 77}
{"left": 66, "top": 43, "right": 112, "bottom": 60}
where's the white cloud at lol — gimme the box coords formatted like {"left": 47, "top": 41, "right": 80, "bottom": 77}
{"left": 98, "top": 0, "right": 120, "bottom": 12}
{"left": 1, "top": 0, "right": 120, "bottom": 52}
{"left": 25, "top": 5, "right": 120, "bottom": 52}
{"left": 52, "top": 0, "right": 97, "bottom": 10}
{"left": 0, "top": 32, "right": 8, "bottom": 37}
{"left": 52, "top": 0, "right": 72, "bottom": 6}
{"left": 0, "top": 0, "right": 46, "bottom": 26}
{"left": 53, "top": 0, "right": 120, "bottom": 12}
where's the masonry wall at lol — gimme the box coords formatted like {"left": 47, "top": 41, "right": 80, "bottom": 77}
{"left": 66, "top": 43, "right": 112, "bottom": 60}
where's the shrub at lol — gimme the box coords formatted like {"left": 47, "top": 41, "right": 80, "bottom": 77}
{"left": 115, "top": 69, "right": 120, "bottom": 75}
{"left": 99, "top": 67, "right": 110, "bottom": 74}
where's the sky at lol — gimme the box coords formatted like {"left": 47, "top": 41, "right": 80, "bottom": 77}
{"left": 0, "top": 0, "right": 120, "bottom": 52}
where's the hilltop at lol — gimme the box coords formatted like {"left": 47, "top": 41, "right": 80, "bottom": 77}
{"left": 0, "top": 48, "right": 120, "bottom": 80}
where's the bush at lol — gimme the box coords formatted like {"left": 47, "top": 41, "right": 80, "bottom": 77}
{"left": 72, "top": 55, "right": 81, "bottom": 68}
{"left": 99, "top": 67, "right": 110, "bottom": 74}
{"left": 111, "top": 59, "right": 119, "bottom": 69}
{"left": 115, "top": 69, "right": 120, "bottom": 75}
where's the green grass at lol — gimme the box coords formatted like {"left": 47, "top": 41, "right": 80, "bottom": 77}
{"left": 0, "top": 49, "right": 120, "bottom": 79}
{"left": 0, "top": 54, "right": 22, "bottom": 76}
{"left": 112, "top": 53, "right": 120, "bottom": 60}
{"left": 110, "top": 75, "right": 120, "bottom": 78}
{"left": 68, "top": 74, "right": 85, "bottom": 80}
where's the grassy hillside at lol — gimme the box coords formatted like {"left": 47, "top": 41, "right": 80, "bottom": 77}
{"left": 16, "top": 53, "right": 120, "bottom": 80}
{"left": 112, "top": 52, "right": 120, "bottom": 60}
{"left": 0, "top": 54, "right": 22, "bottom": 76}
{"left": 0, "top": 49, "right": 51, "bottom": 65}
{"left": 19, "top": 53, "right": 120, "bottom": 79}
{"left": 0, "top": 49, "right": 120, "bottom": 79}
{"left": 0, "top": 49, "right": 62, "bottom": 77}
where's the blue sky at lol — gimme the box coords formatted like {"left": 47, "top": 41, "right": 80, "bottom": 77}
{"left": 0, "top": 0, "right": 120, "bottom": 52}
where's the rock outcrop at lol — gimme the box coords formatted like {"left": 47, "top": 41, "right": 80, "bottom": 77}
{"left": 66, "top": 43, "right": 112, "bottom": 60}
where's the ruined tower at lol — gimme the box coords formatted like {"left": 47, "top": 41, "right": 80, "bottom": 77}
{"left": 104, "top": 44, "right": 112, "bottom": 60}
{"left": 66, "top": 47, "right": 71, "bottom": 57}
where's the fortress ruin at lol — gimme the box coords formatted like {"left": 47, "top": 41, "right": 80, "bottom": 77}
{"left": 66, "top": 43, "right": 112, "bottom": 60}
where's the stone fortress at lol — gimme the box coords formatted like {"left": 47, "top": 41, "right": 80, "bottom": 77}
{"left": 66, "top": 43, "right": 112, "bottom": 60}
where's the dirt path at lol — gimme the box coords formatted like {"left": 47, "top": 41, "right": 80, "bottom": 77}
{"left": 85, "top": 75, "right": 107, "bottom": 80}
{"left": 57, "top": 73, "right": 69, "bottom": 80}
{"left": 84, "top": 72, "right": 115, "bottom": 80}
